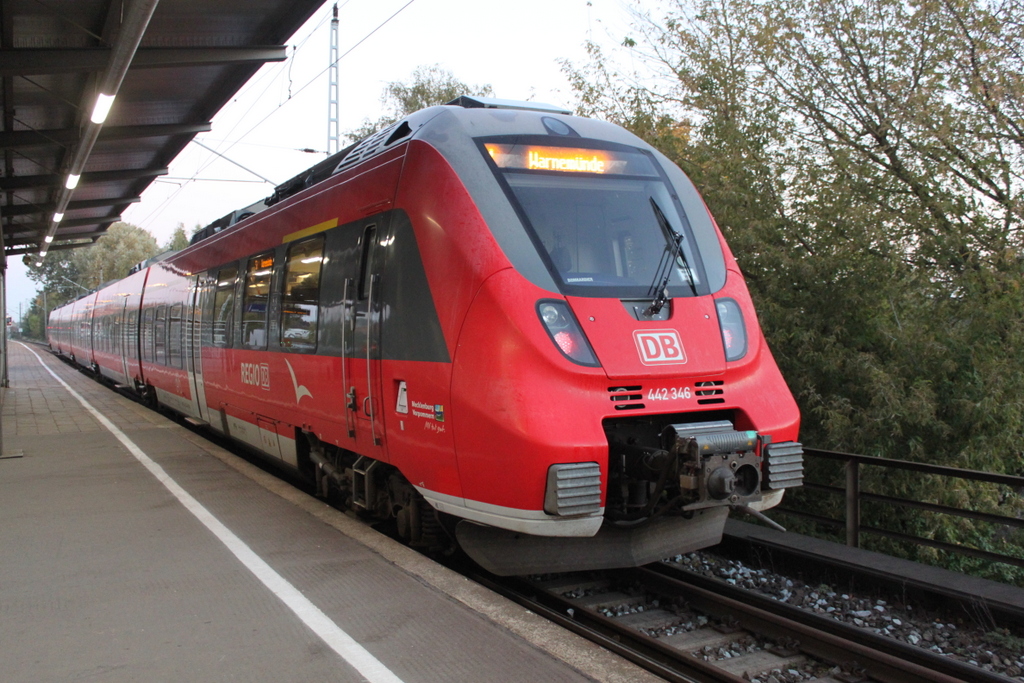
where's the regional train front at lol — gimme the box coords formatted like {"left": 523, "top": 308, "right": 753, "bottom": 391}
{"left": 406, "top": 100, "right": 804, "bottom": 575}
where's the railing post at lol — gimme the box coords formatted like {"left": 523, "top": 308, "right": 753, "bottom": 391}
{"left": 846, "top": 458, "right": 860, "bottom": 547}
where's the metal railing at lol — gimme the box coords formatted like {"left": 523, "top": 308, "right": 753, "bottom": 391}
{"left": 775, "top": 448, "right": 1024, "bottom": 570}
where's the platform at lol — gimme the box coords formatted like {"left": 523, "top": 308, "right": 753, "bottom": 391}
{"left": 0, "top": 341, "right": 659, "bottom": 683}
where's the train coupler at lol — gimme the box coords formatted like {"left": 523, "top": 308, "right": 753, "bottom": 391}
{"left": 662, "top": 420, "right": 763, "bottom": 511}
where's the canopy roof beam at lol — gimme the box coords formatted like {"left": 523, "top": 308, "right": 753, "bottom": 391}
{"left": 0, "top": 46, "right": 288, "bottom": 77}
{"left": 0, "top": 123, "right": 213, "bottom": 151}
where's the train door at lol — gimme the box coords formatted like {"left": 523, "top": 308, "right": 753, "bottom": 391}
{"left": 185, "top": 274, "right": 208, "bottom": 422}
{"left": 347, "top": 219, "right": 389, "bottom": 459}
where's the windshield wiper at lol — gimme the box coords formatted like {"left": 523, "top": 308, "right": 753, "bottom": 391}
{"left": 646, "top": 197, "right": 696, "bottom": 316}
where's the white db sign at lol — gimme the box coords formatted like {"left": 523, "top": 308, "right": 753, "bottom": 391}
{"left": 633, "top": 330, "right": 688, "bottom": 366}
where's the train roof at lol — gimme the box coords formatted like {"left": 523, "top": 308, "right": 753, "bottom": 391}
{"left": 187, "top": 96, "right": 637, "bottom": 247}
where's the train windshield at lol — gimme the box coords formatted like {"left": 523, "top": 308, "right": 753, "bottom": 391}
{"left": 484, "top": 139, "right": 709, "bottom": 299}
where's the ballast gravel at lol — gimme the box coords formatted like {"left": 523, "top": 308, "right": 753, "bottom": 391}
{"left": 670, "top": 551, "right": 1024, "bottom": 681}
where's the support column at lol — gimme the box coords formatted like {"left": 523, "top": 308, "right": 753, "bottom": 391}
{"left": 1, "top": 204, "right": 8, "bottom": 389}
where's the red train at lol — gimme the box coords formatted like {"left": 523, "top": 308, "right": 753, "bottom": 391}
{"left": 47, "top": 97, "right": 803, "bottom": 575}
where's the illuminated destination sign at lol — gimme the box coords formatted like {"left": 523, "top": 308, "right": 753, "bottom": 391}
{"left": 485, "top": 143, "right": 653, "bottom": 176}
{"left": 527, "top": 147, "right": 609, "bottom": 173}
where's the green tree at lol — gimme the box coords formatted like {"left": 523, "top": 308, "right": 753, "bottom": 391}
{"left": 20, "top": 293, "right": 48, "bottom": 341}
{"left": 72, "top": 221, "right": 160, "bottom": 289}
{"left": 346, "top": 64, "right": 493, "bottom": 141}
{"left": 164, "top": 223, "right": 190, "bottom": 251}
{"left": 23, "top": 251, "right": 85, "bottom": 301}
{"left": 24, "top": 221, "right": 160, "bottom": 304}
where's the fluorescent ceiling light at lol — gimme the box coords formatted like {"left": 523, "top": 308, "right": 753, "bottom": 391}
{"left": 53, "top": 212, "right": 64, "bottom": 223}
{"left": 65, "top": 173, "right": 81, "bottom": 190}
{"left": 90, "top": 93, "right": 116, "bottom": 124}
{"left": 44, "top": 235, "right": 54, "bottom": 243}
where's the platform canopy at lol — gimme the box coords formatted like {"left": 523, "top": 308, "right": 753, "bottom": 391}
{"left": 0, "top": 0, "right": 327, "bottom": 260}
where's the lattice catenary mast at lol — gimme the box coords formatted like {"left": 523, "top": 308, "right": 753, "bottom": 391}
{"left": 327, "top": 3, "right": 340, "bottom": 154}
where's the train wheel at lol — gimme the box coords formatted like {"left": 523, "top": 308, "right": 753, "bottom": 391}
{"left": 389, "top": 475, "right": 446, "bottom": 551}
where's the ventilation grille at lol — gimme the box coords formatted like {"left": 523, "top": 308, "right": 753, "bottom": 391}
{"left": 696, "top": 380, "right": 725, "bottom": 405}
{"left": 334, "top": 120, "right": 408, "bottom": 175}
{"left": 608, "top": 385, "right": 644, "bottom": 411}
{"left": 765, "top": 441, "right": 804, "bottom": 489}
{"left": 544, "top": 463, "right": 602, "bottom": 516}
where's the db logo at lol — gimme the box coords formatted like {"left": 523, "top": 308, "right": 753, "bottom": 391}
{"left": 633, "top": 330, "right": 687, "bottom": 366}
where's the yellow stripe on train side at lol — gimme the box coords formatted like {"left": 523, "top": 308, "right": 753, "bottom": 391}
{"left": 282, "top": 217, "right": 338, "bottom": 243}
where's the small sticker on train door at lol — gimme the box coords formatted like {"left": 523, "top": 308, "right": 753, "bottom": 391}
{"left": 396, "top": 381, "right": 408, "bottom": 413}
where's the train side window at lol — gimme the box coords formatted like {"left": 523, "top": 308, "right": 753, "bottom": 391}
{"left": 242, "top": 253, "right": 273, "bottom": 348}
{"left": 168, "top": 304, "right": 183, "bottom": 368}
{"left": 358, "top": 225, "right": 376, "bottom": 300}
{"left": 280, "top": 236, "right": 324, "bottom": 351}
{"left": 154, "top": 305, "right": 167, "bottom": 364}
{"left": 213, "top": 267, "right": 238, "bottom": 347}
{"left": 127, "top": 307, "right": 139, "bottom": 359}
{"left": 142, "top": 307, "right": 155, "bottom": 362}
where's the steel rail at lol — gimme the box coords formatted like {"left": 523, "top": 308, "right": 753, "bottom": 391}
{"left": 640, "top": 563, "right": 1010, "bottom": 683}
{"left": 469, "top": 571, "right": 745, "bottom": 683}
{"left": 479, "top": 561, "right": 1000, "bottom": 683}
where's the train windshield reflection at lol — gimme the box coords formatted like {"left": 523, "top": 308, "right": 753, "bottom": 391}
{"left": 501, "top": 172, "right": 705, "bottom": 299}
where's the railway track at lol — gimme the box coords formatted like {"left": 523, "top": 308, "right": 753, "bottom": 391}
{"left": 472, "top": 562, "right": 1013, "bottom": 683}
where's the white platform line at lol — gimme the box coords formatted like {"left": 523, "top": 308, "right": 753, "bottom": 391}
{"left": 20, "top": 344, "right": 405, "bottom": 683}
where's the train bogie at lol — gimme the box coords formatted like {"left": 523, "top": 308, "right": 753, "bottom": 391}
{"left": 47, "top": 97, "right": 803, "bottom": 575}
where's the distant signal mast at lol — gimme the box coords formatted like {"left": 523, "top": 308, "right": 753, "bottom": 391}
{"left": 327, "top": 3, "right": 340, "bottom": 154}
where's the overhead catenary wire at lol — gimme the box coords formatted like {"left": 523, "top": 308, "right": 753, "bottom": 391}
{"left": 216, "top": 0, "right": 418, "bottom": 160}
{"left": 190, "top": 139, "right": 279, "bottom": 185}
{"left": 135, "top": 0, "right": 415, "bottom": 232}
{"left": 190, "top": 0, "right": 413, "bottom": 173}
{"left": 136, "top": 5, "right": 338, "bottom": 229}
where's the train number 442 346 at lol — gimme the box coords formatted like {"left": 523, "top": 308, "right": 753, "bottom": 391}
{"left": 647, "top": 387, "right": 692, "bottom": 401}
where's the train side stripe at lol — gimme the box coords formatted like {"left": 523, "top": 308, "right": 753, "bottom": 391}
{"left": 19, "top": 343, "right": 406, "bottom": 683}
{"left": 282, "top": 217, "right": 339, "bottom": 243}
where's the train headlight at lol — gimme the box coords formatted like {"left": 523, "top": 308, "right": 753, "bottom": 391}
{"left": 540, "top": 303, "right": 560, "bottom": 326}
{"left": 537, "top": 300, "right": 600, "bottom": 367}
{"left": 715, "top": 298, "right": 748, "bottom": 361}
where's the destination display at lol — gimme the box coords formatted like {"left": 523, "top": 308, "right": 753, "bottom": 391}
{"left": 484, "top": 143, "right": 656, "bottom": 176}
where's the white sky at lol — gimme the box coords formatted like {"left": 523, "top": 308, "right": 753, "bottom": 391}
{"left": 6, "top": 0, "right": 639, "bottom": 319}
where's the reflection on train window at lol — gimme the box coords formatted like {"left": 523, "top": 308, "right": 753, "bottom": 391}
{"left": 96, "top": 317, "right": 107, "bottom": 353}
{"left": 505, "top": 174, "right": 703, "bottom": 298}
{"left": 154, "top": 305, "right": 167, "bottom": 364}
{"left": 243, "top": 253, "right": 273, "bottom": 348}
{"left": 213, "top": 266, "right": 238, "bottom": 347}
{"left": 358, "top": 225, "right": 376, "bottom": 300}
{"left": 142, "top": 307, "right": 155, "bottom": 361}
{"left": 281, "top": 236, "right": 324, "bottom": 351}
{"left": 168, "top": 304, "right": 183, "bottom": 368}
{"left": 127, "top": 308, "right": 138, "bottom": 359}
